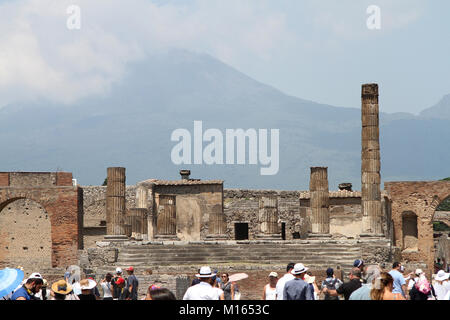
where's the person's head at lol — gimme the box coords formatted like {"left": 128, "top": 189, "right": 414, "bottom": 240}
{"left": 291, "top": 263, "right": 308, "bottom": 279}
{"left": 370, "top": 272, "right": 394, "bottom": 300}
{"left": 126, "top": 266, "right": 134, "bottom": 275}
{"left": 26, "top": 278, "right": 44, "bottom": 293}
{"left": 364, "top": 265, "right": 382, "bottom": 284}
{"left": 392, "top": 262, "right": 401, "bottom": 270}
{"left": 105, "top": 273, "right": 113, "bottom": 282}
{"left": 415, "top": 269, "right": 424, "bottom": 277}
{"left": 268, "top": 272, "right": 278, "bottom": 285}
{"left": 51, "top": 279, "right": 73, "bottom": 300}
{"left": 349, "top": 268, "right": 362, "bottom": 280}
{"left": 353, "top": 259, "right": 364, "bottom": 270}
{"left": 196, "top": 266, "right": 216, "bottom": 283}
{"left": 286, "top": 263, "right": 295, "bottom": 274}
{"left": 146, "top": 288, "right": 176, "bottom": 300}
{"left": 221, "top": 273, "right": 229, "bottom": 283}
{"left": 115, "top": 267, "right": 123, "bottom": 276}
{"left": 326, "top": 268, "right": 334, "bottom": 278}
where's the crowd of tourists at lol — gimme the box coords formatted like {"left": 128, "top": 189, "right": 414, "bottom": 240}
{"left": 1, "top": 259, "right": 449, "bottom": 301}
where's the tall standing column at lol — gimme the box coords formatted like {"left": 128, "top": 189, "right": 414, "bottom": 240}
{"left": 361, "top": 84, "right": 384, "bottom": 236}
{"left": 309, "top": 167, "right": 331, "bottom": 237}
{"left": 106, "top": 167, "right": 126, "bottom": 236}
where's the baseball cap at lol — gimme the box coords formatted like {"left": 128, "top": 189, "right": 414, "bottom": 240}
{"left": 126, "top": 266, "right": 134, "bottom": 272}
{"left": 28, "top": 272, "right": 44, "bottom": 280}
{"left": 326, "top": 268, "right": 334, "bottom": 277}
{"left": 115, "top": 267, "right": 122, "bottom": 274}
{"left": 353, "top": 259, "right": 364, "bottom": 268}
{"left": 269, "top": 272, "right": 278, "bottom": 277}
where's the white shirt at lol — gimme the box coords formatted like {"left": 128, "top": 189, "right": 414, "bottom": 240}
{"left": 276, "top": 273, "right": 295, "bottom": 300}
{"left": 183, "top": 282, "right": 220, "bottom": 300}
{"left": 101, "top": 282, "right": 113, "bottom": 298}
{"left": 433, "top": 282, "right": 449, "bottom": 300}
{"left": 264, "top": 284, "right": 277, "bottom": 300}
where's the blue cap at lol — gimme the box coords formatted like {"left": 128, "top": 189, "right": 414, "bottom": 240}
{"left": 326, "top": 268, "right": 334, "bottom": 277}
{"left": 353, "top": 259, "right": 364, "bottom": 268}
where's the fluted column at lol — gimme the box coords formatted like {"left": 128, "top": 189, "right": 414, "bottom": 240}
{"left": 128, "top": 208, "right": 147, "bottom": 240}
{"left": 361, "top": 84, "right": 384, "bottom": 236}
{"left": 309, "top": 167, "right": 330, "bottom": 236}
{"left": 208, "top": 205, "right": 227, "bottom": 235}
{"left": 106, "top": 167, "right": 126, "bottom": 235}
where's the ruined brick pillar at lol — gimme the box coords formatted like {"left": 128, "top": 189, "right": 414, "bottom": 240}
{"left": 128, "top": 208, "right": 147, "bottom": 240}
{"left": 361, "top": 84, "right": 384, "bottom": 237}
{"left": 106, "top": 167, "right": 126, "bottom": 236}
{"left": 256, "top": 196, "right": 281, "bottom": 239}
{"left": 309, "top": 167, "right": 331, "bottom": 237}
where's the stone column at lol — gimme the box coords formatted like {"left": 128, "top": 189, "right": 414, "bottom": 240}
{"left": 309, "top": 167, "right": 331, "bottom": 237}
{"left": 256, "top": 196, "right": 281, "bottom": 239}
{"left": 207, "top": 205, "right": 227, "bottom": 238}
{"left": 106, "top": 167, "right": 127, "bottom": 237}
{"left": 361, "top": 84, "right": 384, "bottom": 236}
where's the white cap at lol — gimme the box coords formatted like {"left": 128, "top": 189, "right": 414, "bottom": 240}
{"left": 269, "top": 272, "right": 278, "bottom": 278}
{"left": 27, "top": 272, "right": 43, "bottom": 280}
{"left": 415, "top": 268, "right": 423, "bottom": 276}
{"left": 116, "top": 267, "right": 122, "bottom": 274}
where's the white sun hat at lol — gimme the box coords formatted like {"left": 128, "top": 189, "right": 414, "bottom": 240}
{"left": 435, "top": 270, "right": 450, "bottom": 281}
{"left": 291, "top": 263, "right": 308, "bottom": 275}
{"left": 195, "top": 266, "right": 216, "bottom": 278}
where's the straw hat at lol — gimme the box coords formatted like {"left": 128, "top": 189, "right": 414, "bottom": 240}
{"left": 291, "top": 263, "right": 308, "bottom": 275}
{"left": 195, "top": 266, "right": 216, "bottom": 278}
{"left": 51, "top": 280, "right": 73, "bottom": 295}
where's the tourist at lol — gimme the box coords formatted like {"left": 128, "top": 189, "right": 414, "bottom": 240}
{"left": 111, "top": 267, "right": 124, "bottom": 299}
{"left": 433, "top": 270, "right": 450, "bottom": 300}
{"left": 349, "top": 265, "right": 382, "bottom": 300}
{"left": 407, "top": 268, "right": 424, "bottom": 291}
{"left": 321, "top": 268, "right": 343, "bottom": 300}
{"left": 50, "top": 279, "right": 79, "bottom": 300}
{"left": 125, "top": 266, "right": 139, "bottom": 300}
{"left": 88, "top": 277, "right": 101, "bottom": 300}
{"left": 283, "top": 263, "right": 313, "bottom": 300}
{"left": 146, "top": 287, "right": 176, "bottom": 300}
{"left": 191, "top": 269, "right": 201, "bottom": 286}
{"left": 276, "top": 262, "right": 295, "bottom": 300}
{"left": 35, "top": 279, "right": 51, "bottom": 300}
{"left": 388, "top": 262, "right": 407, "bottom": 298}
{"left": 100, "top": 273, "right": 114, "bottom": 300}
{"left": 11, "top": 272, "right": 44, "bottom": 300}
{"left": 77, "top": 279, "right": 98, "bottom": 300}
{"left": 304, "top": 271, "right": 320, "bottom": 300}
{"left": 183, "top": 266, "right": 221, "bottom": 300}
{"left": 370, "top": 272, "right": 406, "bottom": 300}
{"left": 323, "top": 268, "right": 362, "bottom": 300}
{"left": 114, "top": 277, "right": 126, "bottom": 300}
{"left": 409, "top": 273, "right": 435, "bottom": 300}
{"left": 262, "top": 272, "right": 278, "bottom": 300}
{"left": 212, "top": 275, "right": 225, "bottom": 300}
{"left": 64, "top": 266, "right": 70, "bottom": 283}
{"left": 220, "top": 273, "right": 235, "bottom": 300}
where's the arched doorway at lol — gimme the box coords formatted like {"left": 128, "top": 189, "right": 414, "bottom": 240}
{"left": 0, "top": 198, "right": 52, "bottom": 273}
{"left": 433, "top": 196, "right": 450, "bottom": 272}
{"left": 402, "top": 211, "right": 418, "bottom": 251}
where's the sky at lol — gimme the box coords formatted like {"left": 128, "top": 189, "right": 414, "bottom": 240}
{"left": 0, "top": 0, "right": 449, "bottom": 114}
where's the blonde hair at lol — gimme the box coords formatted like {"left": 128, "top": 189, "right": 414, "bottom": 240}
{"left": 370, "top": 272, "right": 393, "bottom": 300}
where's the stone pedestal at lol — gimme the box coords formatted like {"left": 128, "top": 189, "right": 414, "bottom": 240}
{"left": 106, "top": 167, "right": 127, "bottom": 236}
{"left": 361, "top": 84, "right": 384, "bottom": 236}
{"left": 309, "top": 167, "right": 330, "bottom": 236}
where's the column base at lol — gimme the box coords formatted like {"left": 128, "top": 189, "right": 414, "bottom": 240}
{"left": 308, "top": 233, "right": 332, "bottom": 239}
{"left": 359, "top": 233, "right": 385, "bottom": 238}
{"left": 205, "top": 234, "right": 229, "bottom": 241}
{"left": 255, "top": 233, "right": 282, "bottom": 240}
{"left": 104, "top": 235, "right": 129, "bottom": 241}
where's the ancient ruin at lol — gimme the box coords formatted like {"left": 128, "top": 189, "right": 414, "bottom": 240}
{"left": 1, "top": 84, "right": 449, "bottom": 299}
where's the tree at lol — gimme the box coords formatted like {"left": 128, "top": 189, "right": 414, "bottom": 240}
{"left": 102, "top": 178, "right": 107, "bottom": 186}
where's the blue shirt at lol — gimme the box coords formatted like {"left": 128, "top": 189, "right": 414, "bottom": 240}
{"left": 11, "top": 286, "right": 32, "bottom": 300}
{"left": 349, "top": 283, "right": 372, "bottom": 300}
{"left": 389, "top": 270, "right": 406, "bottom": 295}
{"left": 283, "top": 278, "right": 313, "bottom": 300}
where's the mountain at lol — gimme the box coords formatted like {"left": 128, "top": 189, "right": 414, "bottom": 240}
{"left": 0, "top": 50, "right": 449, "bottom": 190}
{"left": 420, "top": 94, "right": 450, "bottom": 120}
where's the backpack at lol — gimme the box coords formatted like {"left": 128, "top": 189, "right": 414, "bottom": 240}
{"left": 323, "top": 278, "right": 339, "bottom": 290}
{"left": 415, "top": 277, "right": 431, "bottom": 295}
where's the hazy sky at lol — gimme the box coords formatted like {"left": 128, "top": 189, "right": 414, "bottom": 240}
{"left": 0, "top": 0, "right": 449, "bottom": 113}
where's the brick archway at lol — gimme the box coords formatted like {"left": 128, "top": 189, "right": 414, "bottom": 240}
{"left": 385, "top": 181, "right": 450, "bottom": 271}
{"left": 0, "top": 172, "right": 83, "bottom": 268}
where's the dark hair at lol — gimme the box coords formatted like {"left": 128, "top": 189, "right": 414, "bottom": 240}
{"left": 26, "top": 278, "right": 43, "bottom": 285}
{"left": 351, "top": 268, "right": 362, "bottom": 278}
{"left": 53, "top": 292, "right": 66, "bottom": 300}
{"left": 287, "top": 263, "right": 295, "bottom": 272}
{"left": 326, "top": 268, "right": 334, "bottom": 277}
{"left": 392, "top": 262, "right": 401, "bottom": 269}
{"left": 105, "top": 273, "right": 113, "bottom": 282}
{"left": 149, "top": 288, "right": 176, "bottom": 300}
